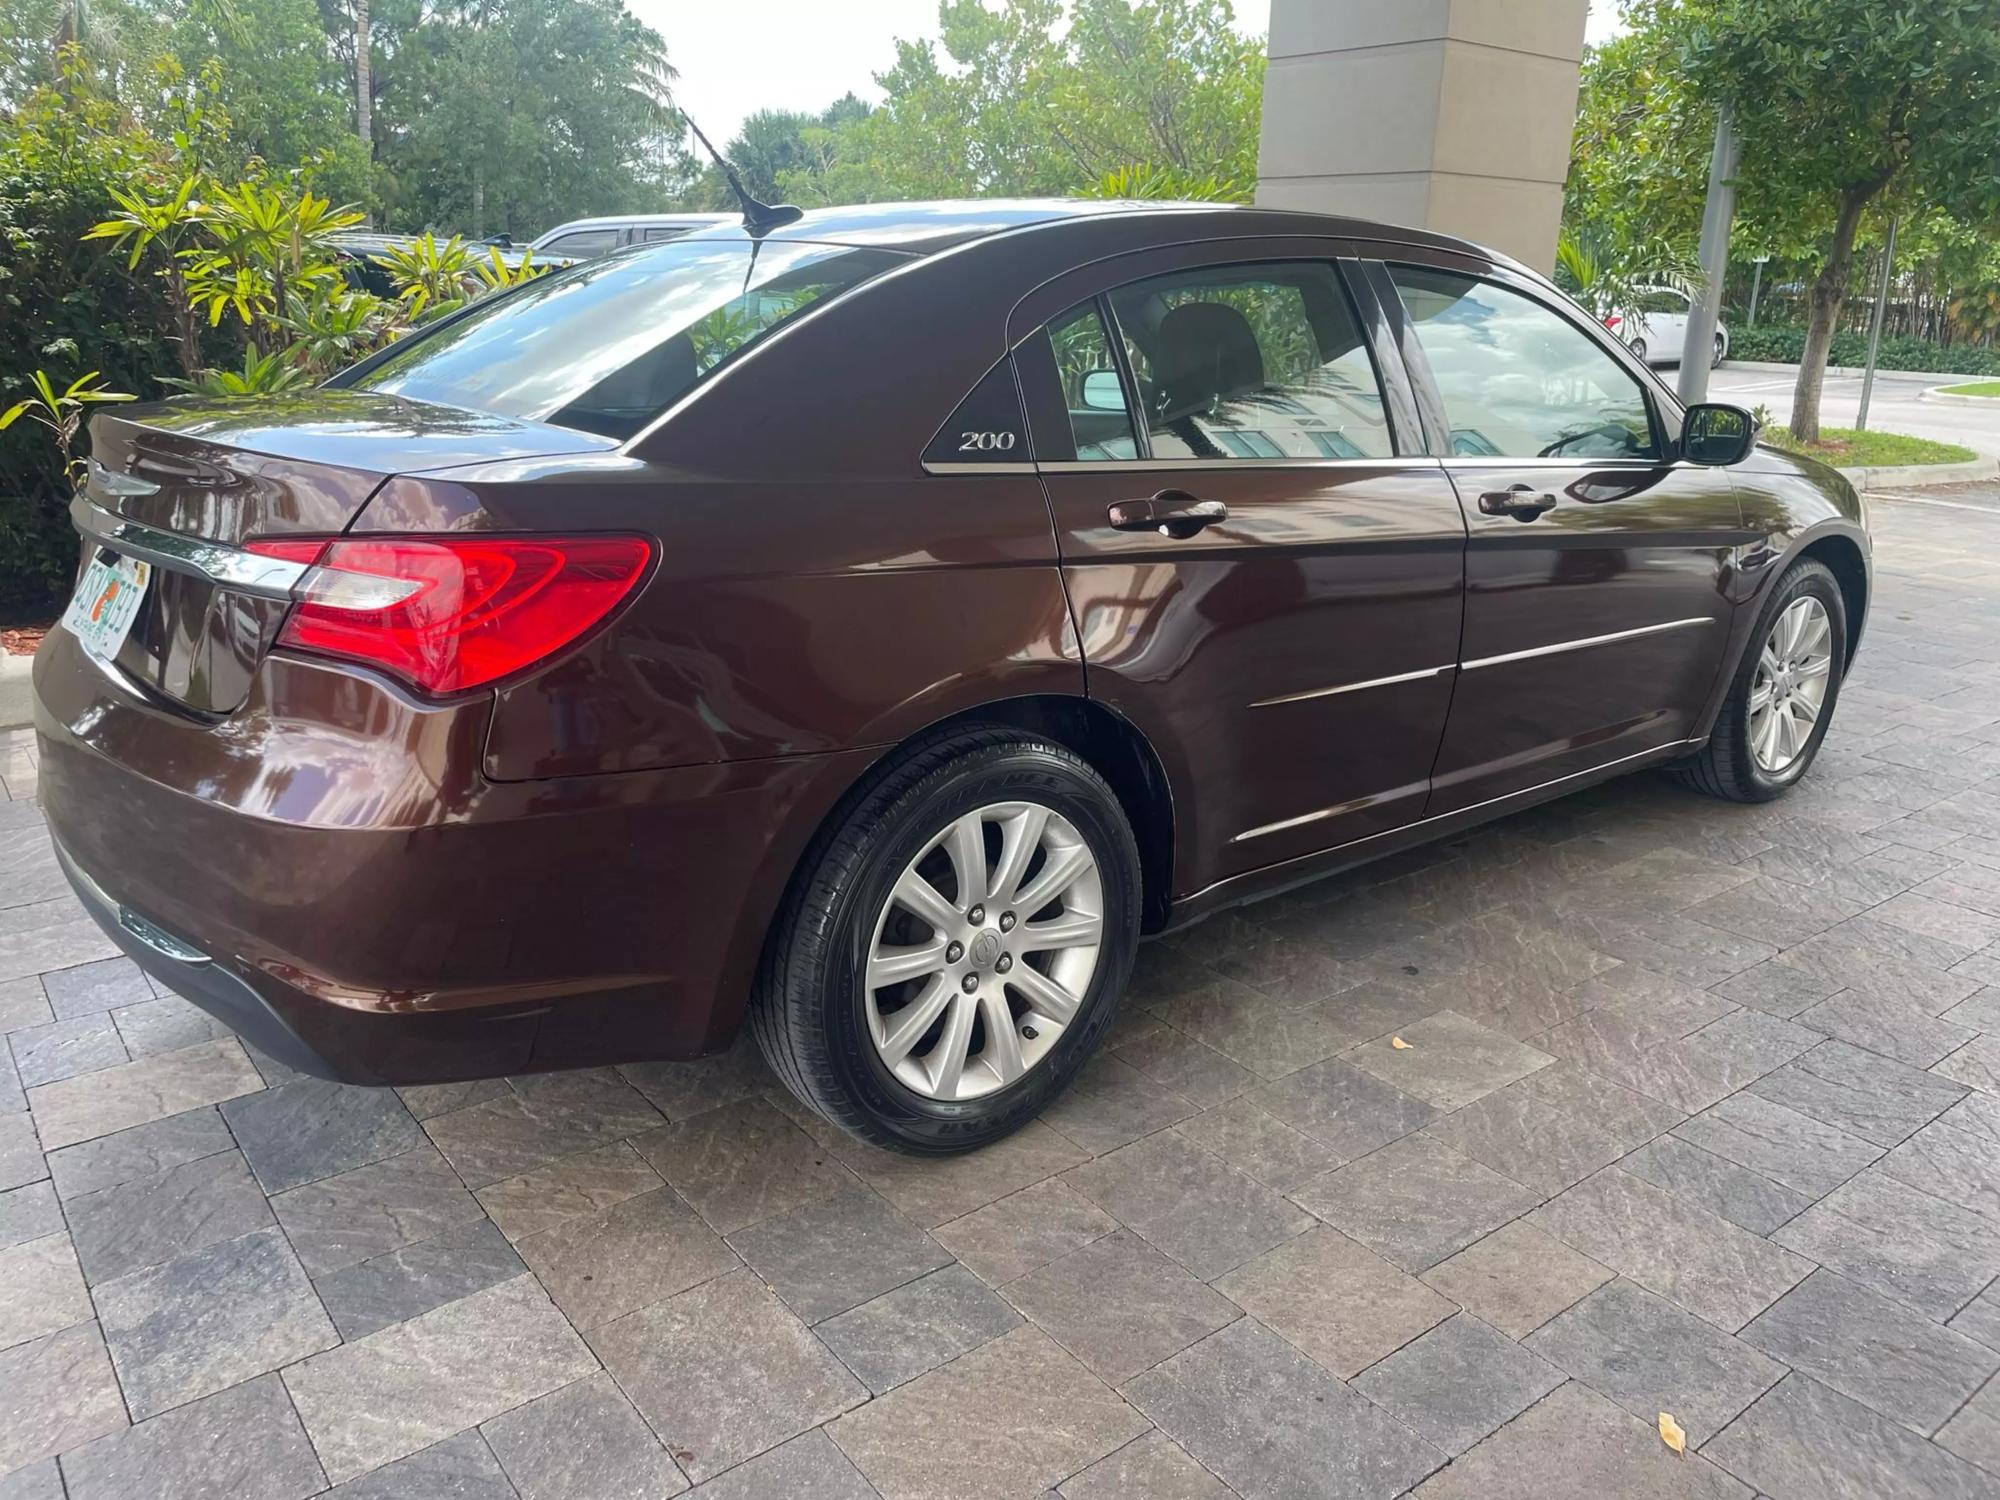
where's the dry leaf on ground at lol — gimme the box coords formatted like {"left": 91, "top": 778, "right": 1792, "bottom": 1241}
{"left": 1658, "top": 1412, "right": 1686, "bottom": 1454}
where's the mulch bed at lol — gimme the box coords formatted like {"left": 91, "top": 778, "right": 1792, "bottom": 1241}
{"left": 2, "top": 624, "right": 50, "bottom": 656}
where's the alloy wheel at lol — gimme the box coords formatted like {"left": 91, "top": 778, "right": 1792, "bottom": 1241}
{"left": 864, "top": 801, "right": 1104, "bottom": 1101}
{"left": 1749, "top": 595, "right": 1833, "bottom": 774}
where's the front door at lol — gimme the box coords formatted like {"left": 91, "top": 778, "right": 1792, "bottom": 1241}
{"left": 1014, "top": 248, "right": 1468, "bottom": 894}
{"left": 1373, "top": 260, "right": 1752, "bottom": 814}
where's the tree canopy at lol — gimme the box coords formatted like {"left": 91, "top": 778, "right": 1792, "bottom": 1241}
{"left": 1569, "top": 0, "right": 2000, "bottom": 439}
{"left": 771, "top": 0, "right": 1265, "bottom": 206}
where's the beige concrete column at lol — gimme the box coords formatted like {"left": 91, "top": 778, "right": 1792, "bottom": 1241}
{"left": 1255, "top": 0, "right": 1588, "bottom": 270}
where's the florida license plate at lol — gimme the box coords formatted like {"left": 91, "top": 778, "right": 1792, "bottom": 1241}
{"left": 62, "top": 552, "right": 150, "bottom": 663}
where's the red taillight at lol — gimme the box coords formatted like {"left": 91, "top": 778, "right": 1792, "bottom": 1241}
{"left": 245, "top": 534, "right": 652, "bottom": 694}
{"left": 1603, "top": 314, "right": 1623, "bottom": 331}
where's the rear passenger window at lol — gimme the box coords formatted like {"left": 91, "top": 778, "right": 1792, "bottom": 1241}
{"left": 1106, "top": 262, "right": 1394, "bottom": 461}
{"left": 1390, "top": 267, "right": 1660, "bottom": 460}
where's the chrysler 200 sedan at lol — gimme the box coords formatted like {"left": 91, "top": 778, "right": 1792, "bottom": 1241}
{"left": 36, "top": 200, "right": 1869, "bottom": 1153}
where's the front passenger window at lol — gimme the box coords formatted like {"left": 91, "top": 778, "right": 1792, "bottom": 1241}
{"left": 1390, "top": 267, "right": 1660, "bottom": 460}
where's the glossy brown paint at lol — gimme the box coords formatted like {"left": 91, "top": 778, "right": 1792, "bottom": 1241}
{"left": 33, "top": 201, "right": 1869, "bottom": 1084}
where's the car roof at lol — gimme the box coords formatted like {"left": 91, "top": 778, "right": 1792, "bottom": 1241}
{"left": 664, "top": 197, "right": 1510, "bottom": 264}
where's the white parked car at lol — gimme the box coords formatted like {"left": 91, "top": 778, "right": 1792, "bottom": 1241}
{"left": 1609, "top": 285, "right": 1730, "bottom": 369}
{"left": 528, "top": 214, "right": 737, "bottom": 260}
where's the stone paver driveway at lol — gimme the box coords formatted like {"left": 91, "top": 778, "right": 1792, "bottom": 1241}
{"left": 6, "top": 487, "right": 2000, "bottom": 1499}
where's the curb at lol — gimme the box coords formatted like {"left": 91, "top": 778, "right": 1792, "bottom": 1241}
{"left": 1920, "top": 386, "right": 2000, "bottom": 408}
{"left": 1721, "top": 359, "right": 1994, "bottom": 384}
{"left": 0, "top": 651, "right": 34, "bottom": 732}
{"left": 1836, "top": 453, "right": 2000, "bottom": 491}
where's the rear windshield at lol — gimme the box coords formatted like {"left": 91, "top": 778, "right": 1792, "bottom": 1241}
{"left": 351, "top": 240, "right": 907, "bottom": 440}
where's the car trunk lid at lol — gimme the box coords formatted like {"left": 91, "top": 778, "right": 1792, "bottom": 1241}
{"left": 74, "top": 390, "right": 617, "bottom": 715}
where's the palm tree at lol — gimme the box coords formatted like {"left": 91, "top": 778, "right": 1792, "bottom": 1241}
{"left": 352, "top": 0, "right": 370, "bottom": 148}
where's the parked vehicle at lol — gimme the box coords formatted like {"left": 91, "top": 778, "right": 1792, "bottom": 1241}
{"left": 1610, "top": 283, "right": 1731, "bottom": 368}
{"left": 36, "top": 201, "right": 1867, "bottom": 1153}
{"left": 529, "top": 213, "right": 736, "bottom": 259}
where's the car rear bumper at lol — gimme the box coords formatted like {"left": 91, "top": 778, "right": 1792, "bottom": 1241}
{"left": 33, "top": 629, "right": 870, "bottom": 1085}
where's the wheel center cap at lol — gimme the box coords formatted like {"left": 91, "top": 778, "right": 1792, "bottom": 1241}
{"left": 968, "top": 929, "right": 1003, "bottom": 969}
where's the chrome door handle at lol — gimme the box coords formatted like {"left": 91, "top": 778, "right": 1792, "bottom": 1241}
{"left": 1479, "top": 485, "right": 1558, "bottom": 521}
{"left": 1107, "top": 491, "right": 1229, "bottom": 538}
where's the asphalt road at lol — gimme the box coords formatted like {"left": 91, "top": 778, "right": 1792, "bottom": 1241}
{"left": 1695, "top": 363, "right": 2000, "bottom": 455}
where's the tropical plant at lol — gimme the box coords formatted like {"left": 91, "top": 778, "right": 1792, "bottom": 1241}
{"left": 1553, "top": 227, "right": 1702, "bottom": 325}
{"left": 160, "top": 342, "right": 314, "bottom": 396}
{"left": 181, "top": 176, "right": 364, "bottom": 330}
{"left": 0, "top": 368, "right": 135, "bottom": 488}
{"left": 1088, "top": 162, "right": 1250, "bottom": 204}
{"left": 471, "top": 243, "right": 545, "bottom": 293}
{"left": 81, "top": 175, "right": 209, "bottom": 376}
{"left": 370, "top": 229, "right": 473, "bottom": 320}
{"left": 275, "top": 283, "right": 391, "bottom": 374}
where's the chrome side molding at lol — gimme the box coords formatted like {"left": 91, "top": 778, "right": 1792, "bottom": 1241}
{"left": 1460, "top": 617, "right": 1713, "bottom": 672}
{"left": 1251, "top": 664, "right": 1454, "bottom": 709}
{"left": 69, "top": 496, "right": 309, "bottom": 601}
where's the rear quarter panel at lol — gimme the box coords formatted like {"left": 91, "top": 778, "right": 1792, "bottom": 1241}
{"left": 357, "top": 461, "right": 1081, "bottom": 780}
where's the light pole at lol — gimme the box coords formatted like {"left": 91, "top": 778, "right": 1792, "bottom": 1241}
{"left": 1855, "top": 216, "right": 1898, "bottom": 434}
{"left": 1679, "top": 107, "right": 1740, "bottom": 404}
{"left": 1748, "top": 253, "right": 1770, "bottom": 328}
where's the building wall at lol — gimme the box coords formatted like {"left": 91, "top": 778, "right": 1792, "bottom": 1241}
{"left": 1256, "top": 0, "right": 1588, "bottom": 270}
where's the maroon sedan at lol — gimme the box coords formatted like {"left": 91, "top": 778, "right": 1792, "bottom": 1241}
{"left": 36, "top": 201, "right": 1868, "bottom": 1153}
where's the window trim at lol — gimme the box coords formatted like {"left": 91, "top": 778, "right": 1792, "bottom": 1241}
{"left": 1379, "top": 258, "right": 1676, "bottom": 465}
{"left": 1096, "top": 291, "right": 1155, "bottom": 462}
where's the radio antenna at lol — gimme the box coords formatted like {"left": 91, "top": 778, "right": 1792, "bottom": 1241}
{"left": 679, "top": 108, "right": 803, "bottom": 237}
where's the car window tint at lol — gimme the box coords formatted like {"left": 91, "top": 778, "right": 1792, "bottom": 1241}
{"left": 1391, "top": 267, "right": 1660, "bottom": 460}
{"left": 1104, "top": 262, "right": 1393, "bottom": 462}
{"left": 641, "top": 226, "right": 692, "bottom": 242}
{"left": 1637, "top": 288, "right": 1686, "bottom": 314}
{"left": 354, "top": 241, "right": 906, "bottom": 440}
{"left": 1046, "top": 302, "right": 1139, "bottom": 461}
{"left": 542, "top": 229, "right": 619, "bottom": 256}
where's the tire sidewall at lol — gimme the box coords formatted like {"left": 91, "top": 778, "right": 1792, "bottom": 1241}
{"left": 1725, "top": 562, "right": 1846, "bottom": 797}
{"left": 810, "top": 745, "right": 1139, "bottom": 1151}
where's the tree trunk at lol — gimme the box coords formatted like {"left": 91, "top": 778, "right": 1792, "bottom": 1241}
{"left": 167, "top": 265, "right": 202, "bottom": 378}
{"left": 472, "top": 168, "right": 484, "bottom": 239}
{"left": 1790, "top": 183, "right": 1874, "bottom": 445}
{"left": 354, "top": 0, "right": 372, "bottom": 147}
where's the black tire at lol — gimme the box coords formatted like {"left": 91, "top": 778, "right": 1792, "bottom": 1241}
{"left": 1672, "top": 558, "right": 1845, "bottom": 803}
{"left": 1712, "top": 332, "right": 1728, "bottom": 369}
{"left": 752, "top": 728, "right": 1141, "bottom": 1155}
{"left": 1630, "top": 337, "right": 1649, "bottom": 363}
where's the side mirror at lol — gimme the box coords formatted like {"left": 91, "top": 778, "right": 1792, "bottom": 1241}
{"left": 1682, "top": 403, "right": 1756, "bottom": 466}
{"left": 1079, "top": 369, "right": 1125, "bottom": 412}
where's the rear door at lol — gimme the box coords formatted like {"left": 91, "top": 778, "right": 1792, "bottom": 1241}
{"left": 1365, "top": 258, "right": 1750, "bottom": 813}
{"left": 1013, "top": 241, "right": 1467, "bottom": 893}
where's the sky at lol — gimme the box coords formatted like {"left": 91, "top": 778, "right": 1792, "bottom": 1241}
{"left": 630, "top": 1, "right": 1629, "bottom": 148}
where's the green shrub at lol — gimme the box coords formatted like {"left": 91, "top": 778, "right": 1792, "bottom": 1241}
{"left": 0, "top": 494, "right": 78, "bottom": 621}
{"left": 1728, "top": 324, "right": 2000, "bottom": 376}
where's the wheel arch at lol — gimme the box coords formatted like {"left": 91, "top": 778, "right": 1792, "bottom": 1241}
{"left": 709, "top": 692, "right": 1181, "bottom": 1051}
{"left": 1796, "top": 530, "right": 1870, "bottom": 668}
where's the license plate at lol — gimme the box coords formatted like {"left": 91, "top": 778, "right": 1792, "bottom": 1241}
{"left": 62, "top": 552, "right": 150, "bottom": 663}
